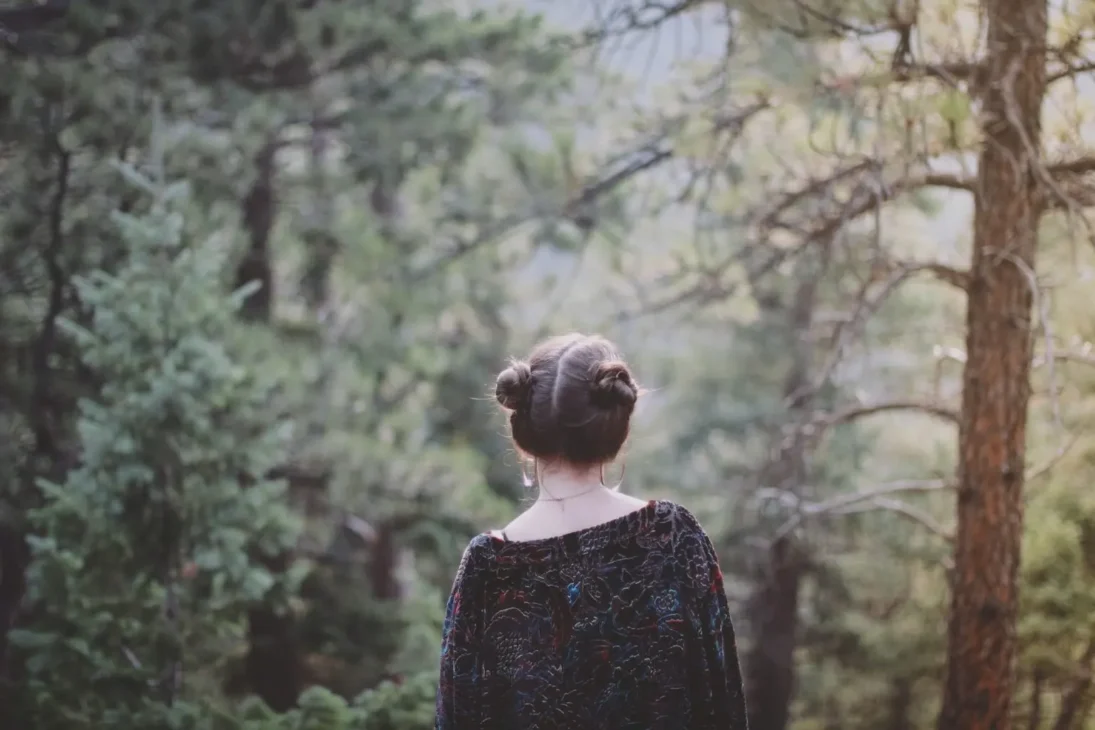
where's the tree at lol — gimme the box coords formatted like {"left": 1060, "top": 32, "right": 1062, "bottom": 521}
{"left": 8, "top": 153, "right": 301, "bottom": 727}
{"left": 1, "top": 0, "right": 591, "bottom": 710}
{"left": 572, "top": 1, "right": 1095, "bottom": 725}
{"left": 938, "top": 1, "right": 1048, "bottom": 726}
{"left": 1009, "top": 212, "right": 1095, "bottom": 730}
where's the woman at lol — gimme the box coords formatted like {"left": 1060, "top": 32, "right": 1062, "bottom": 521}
{"left": 435, "top": 334, "right": 749, "bottom": 729}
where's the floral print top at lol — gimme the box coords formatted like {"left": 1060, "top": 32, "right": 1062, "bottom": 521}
{"left": 435, "top": 500, "right": 749, "bottom": 729}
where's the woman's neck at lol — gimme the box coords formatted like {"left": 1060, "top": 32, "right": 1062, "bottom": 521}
{"left": 535, "top": 464, "right": 605, "bottom": 503}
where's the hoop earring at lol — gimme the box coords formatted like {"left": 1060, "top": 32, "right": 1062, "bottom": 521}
{"left": 599, "top": 461, "right": 625, "bottom": 490}
{"left": 521, "top": 457, "right": 538, "bottom": 489}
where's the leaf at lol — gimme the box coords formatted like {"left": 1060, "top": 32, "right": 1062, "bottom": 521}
{"left": 937, "top": 89, "right": 971, "bottom": 123}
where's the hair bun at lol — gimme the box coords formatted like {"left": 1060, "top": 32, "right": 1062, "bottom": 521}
{"left": 590, "top": 361, "right": 637, "bottom": 409}
{"left": 495, "top": 361, "right": 533, "bottom": 411}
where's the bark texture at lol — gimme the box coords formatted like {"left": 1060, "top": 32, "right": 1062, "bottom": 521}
{"left": 937, "top": 0, "right": 1048, "bottom": 727}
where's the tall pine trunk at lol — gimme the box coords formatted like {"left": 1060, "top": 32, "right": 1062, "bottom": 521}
{"left": 744, "top": 257, "right": 822, "bottom": 730}
{"left": 938, "top": 0, "right": 1047, "bottom": 726}
{"left": 235, "top": 137, "right": 305, "bottom": 710}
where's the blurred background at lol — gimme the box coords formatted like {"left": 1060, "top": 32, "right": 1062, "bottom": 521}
{"left": 1, "top": 0, "right": 1093, "bottom": 728}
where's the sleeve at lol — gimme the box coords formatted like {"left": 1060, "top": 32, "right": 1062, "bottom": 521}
{"left": 435, "top": 537, "right": 488, "bottom": 730}
{"left": 684, "top": 513, "right": 750, "bottom": 729}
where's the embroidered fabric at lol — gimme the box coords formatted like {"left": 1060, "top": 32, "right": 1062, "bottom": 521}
{"left": 435, "top": 500, "right": 750, "bottom": 729}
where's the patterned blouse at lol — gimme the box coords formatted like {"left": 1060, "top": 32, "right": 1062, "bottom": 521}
{"left": 435, "top": 499, "right": 749, "bottom": 729}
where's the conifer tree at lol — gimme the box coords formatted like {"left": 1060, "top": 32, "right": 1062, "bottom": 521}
{"left": 9, "top": 139, "right": 301, "bottom": 728}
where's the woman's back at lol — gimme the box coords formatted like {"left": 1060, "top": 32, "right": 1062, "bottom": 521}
{"left": 436, "top": 499, "right": 748, "bottom": 729}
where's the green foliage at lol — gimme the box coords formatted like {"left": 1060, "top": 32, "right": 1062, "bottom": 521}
{"left": 9, "top": 160, "right": 301, "bottom": 728}
{"left": 231, "top": 687, "right": 367, "bottom": 730}
{"left": 355, "top": 674, "right": 438, "bottom": 730}
{"left": 2, "top": 0, "right": 1093, "bottom": 726}
{"left": 204, "top": 675, "right": 435, "bottom": 730}
{"left": 1021, "top": 483, "right": 1095, "bottom": 662}
{"left": 3, "top": 0, "right": 585, "bottom": 716}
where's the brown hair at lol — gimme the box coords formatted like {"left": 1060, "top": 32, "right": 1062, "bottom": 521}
{"left": 494, "top": 334, "right": 638, "bottom": 466}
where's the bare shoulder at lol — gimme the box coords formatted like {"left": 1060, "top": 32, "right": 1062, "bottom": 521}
{"left": 498, "top": 506, "right": 537, "bottom": 536}
{"left": 613, "top": 492, "right": 650, "bottom": 510}
{"left": 498, "top": 492, "right": 654, "bottom": 542}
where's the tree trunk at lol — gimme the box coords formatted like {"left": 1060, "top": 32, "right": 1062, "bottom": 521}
{"left": 235, "top": 138, "right": 278, "bottom": 322}
{"left": 234, "top": 135, "right": 305, "bottom": 708}
{"left": 1, "top": 134, "right": 74, "bottom": 705}
{"left": 1027, "top": 670, "right": 1043, "bottom": 730}
{"left": 744, "top": 536, "right": 804, "bottom": 730}
{"left": 744, "top": 259, "right": 821, "bottom": 730}
{"left": 300, "top": 110, "right": 338, "bottom": 311}
{"left": 368, "top": 522, "right": 402, "bottom": 601}
{"left": 1051, "top": 641, "right": 1095, "bottom": 730}
{"left": 937, "top": 0, "right": 1047, "bottom": 727}
{"left": 889, "top": 678, "right": 913, "bottom": 730}
{"left": 244, "top": 551, "right": 304, "bottom": 712}
{"left": 0, "top": 525, "right": 29, "bottom": 693}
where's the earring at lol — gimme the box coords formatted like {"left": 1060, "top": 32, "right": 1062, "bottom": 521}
{"left": 521, "top": 457, "right": 538, "bottom": 489}
{"left": 599, "top": 461, "right": 625, "bottom": 490}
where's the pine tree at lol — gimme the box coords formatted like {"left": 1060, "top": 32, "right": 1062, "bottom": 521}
{"left": 9, "top": 141, "right": 301, "bottom": 728}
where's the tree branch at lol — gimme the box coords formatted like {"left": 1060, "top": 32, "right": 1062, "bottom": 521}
{"left": 837, "top": 497, "right": 954, "bottom": 540}
{"left": 825, "top": 38, "right": 1095, "bottom": 94}
{"left": 1048, "top": 60, "right": 1095, "bottom": 84}
{"left": 807, "top": 171, "right": 975, "bottom": 242}
{"left": 1037, "top": 157, "right": 1095, "bottom": 209}
{"left": 575, "top": 0, "right": 704, "bottom": 43}
{"left": 1024, "top": 434, "right": 1081, "bottom": 490}
{"left": 625, "top": 167, "right": 976, "bottom": 321}
{"left": 823, "top": 399, "right": 960, "bottom": 427}
{"left": 921, "top": 173, "right": 975, "bottom": 191}
{"left": 887, "top": 259, "right": 971, "bottom": 290}
{"left": 1033, "top": 349, "right": 1095, "bottom": 368}
{"left": 808, "top": 479, "right": 954, "bottom": 513}
{"left": 770, "top": 478, "right": 955, "bottom": 540}
{"left": 914, "top": 262, "right": 971, "bottom": 290}
{"left": 824, "top": 60, "right": 981, "bottom": 93}
{"left": 1048, "top": 158, "right": 1095, "bottom": 177}
{"left": 1045, "top": 29, "right": 1095, "bottom": 86}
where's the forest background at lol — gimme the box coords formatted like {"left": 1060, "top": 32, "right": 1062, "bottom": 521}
{"left": 2, "top": 0, "right": 1095, "bottom": 728}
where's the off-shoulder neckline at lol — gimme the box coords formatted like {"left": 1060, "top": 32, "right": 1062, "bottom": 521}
{"left": 475, "top": 499, "right": 686, "bottom": 564}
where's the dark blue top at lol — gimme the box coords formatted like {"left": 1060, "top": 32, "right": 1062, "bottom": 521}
{"left": 435, "top": 499, "right": 749, "bottom": 729}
